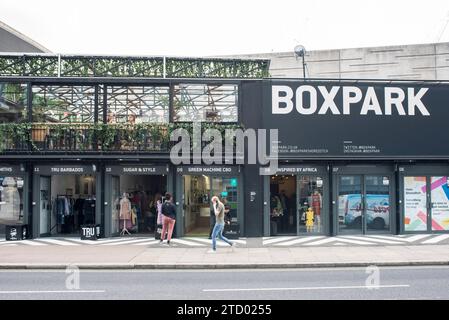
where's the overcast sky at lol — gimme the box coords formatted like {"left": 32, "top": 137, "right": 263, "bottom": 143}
{"left": 1, "top": 0, "right": 449, "bottom": 56}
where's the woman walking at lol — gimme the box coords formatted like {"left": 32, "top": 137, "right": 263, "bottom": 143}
{"left": 208, "top": 196, "right": 235, "bottom": 253}
{"left": 159, "top": 192, "right": 176, "bottom": 246}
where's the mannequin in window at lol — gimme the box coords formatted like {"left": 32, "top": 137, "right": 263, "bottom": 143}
{"left": 306, "top": 207, "right": 314, "bottom": 233}
{"left": 120, "top": 192, "right": 131, "bottom": 235}
{"left": 311, "top": 190, "right": 322, "bottom": 232}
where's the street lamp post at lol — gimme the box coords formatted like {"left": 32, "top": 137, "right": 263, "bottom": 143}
{"left": 294, "top": 45, "right": 306, "bottom": 79}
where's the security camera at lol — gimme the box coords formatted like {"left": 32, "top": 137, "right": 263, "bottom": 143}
{"left": 294, "top": 45, "right": 306, "bottom": 58}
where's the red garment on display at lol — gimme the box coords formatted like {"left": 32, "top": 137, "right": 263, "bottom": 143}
{"left": 312, "top": 194, "right": 321, "bottom": 216}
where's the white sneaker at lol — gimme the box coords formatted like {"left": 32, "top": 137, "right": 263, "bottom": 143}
{"left": 207, "top": 249, "right": 216, "bottom": 253}
{"left": 231, "top": 243, "right": 237, "bottom": 251}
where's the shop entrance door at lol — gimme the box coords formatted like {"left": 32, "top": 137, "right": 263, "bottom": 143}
{"left": 269, "top": 174, "right": 326, "bottom": 236}
{"left": 297, "top": 175, "right": 325, "bottom": 235}
{"left": 403, "top": 176, "right": 449, "bottom": 232}
{"left": 108, "top": 173, "right": 167, "bottom": 237}
{"left": 182, "top": 175, "right": 239, "bottom": 237}
{"left": 39, "top": 176, "right": 51, "bottom": 236}
{"left": 337, "top": 175, "right": 391, "bottom": 234}
{"left": 110, "top": 175, "right": 121, "bottom": 235}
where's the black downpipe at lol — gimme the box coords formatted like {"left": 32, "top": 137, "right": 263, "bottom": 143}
{"left": 328, "top": 163, "right": 334, "bottom": 236}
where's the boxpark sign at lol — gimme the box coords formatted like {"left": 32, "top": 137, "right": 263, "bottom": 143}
{"left": 264, "top": 80, "right": 449, "bottom": 158}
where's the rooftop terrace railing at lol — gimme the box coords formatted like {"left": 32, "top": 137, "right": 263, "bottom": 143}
{"left": 0, "top": 54, "right": 270, "bottom": 79}
{"left": 0, "top": 122, "right": 242, "bottom": 154}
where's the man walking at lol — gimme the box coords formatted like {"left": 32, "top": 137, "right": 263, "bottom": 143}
{"left": 208, "top": 196, "right": 235, "bottom": 253}
{"left": 208, "top": 203, "right": 216, "bottom": 239}
{"left": 159, "top": 192, "right": 176, "bottom": 246}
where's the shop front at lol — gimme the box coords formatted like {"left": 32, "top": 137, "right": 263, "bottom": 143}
{"left": 0, "top": 164, "right": 29, "bottom": 237}
{"left": 104, "top": 164, "right": 171, "bottom": 238}
{"left": 261, "top": 79, "right": 449, "bottom": 236}
{"left": 332, "top": 165, "right": 395, "bottom": 235}
{"left": 263, "top": 165, "right": 329, "bottom": 236}
{"left": 175, "top": 166, "right": 242, "bottom": 238}
{"left": 32, "top": 164, "right": 100, "bottom": 238}
{"left": 399, "top": 164, "right": 449, "bottom": 233}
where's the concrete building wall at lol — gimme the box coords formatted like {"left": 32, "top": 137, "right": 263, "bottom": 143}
{"left": 0, "top": 28, "right": 45, "bottom": 53}
{"left": 0, "top": 21, "right": 49, "bottom": 53}
{"left": 231, "top": 42, "right": 449, "bottom": 80}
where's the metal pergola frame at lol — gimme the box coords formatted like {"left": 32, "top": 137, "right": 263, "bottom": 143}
{"left": 0, "top": 54, "right": 270, "bottom": 79}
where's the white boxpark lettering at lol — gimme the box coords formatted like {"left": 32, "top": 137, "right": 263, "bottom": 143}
{"left": 385, "top": 87, "right": 406, "bottom": 115}
{"left": 272, "top": 85, "right": 293, "bottom": 114}
{"left": 272, "top": 85, "right": 430, "bottom": 116}
{"left": 343, "top": 86, "right": 362, "bottom": 115}
{"left": 296, "top": 85, "right": 317, "bottom": 114}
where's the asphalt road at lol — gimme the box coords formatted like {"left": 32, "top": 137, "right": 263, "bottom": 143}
{"left": 0, "top": 266, "right": 448, "bottom": 300}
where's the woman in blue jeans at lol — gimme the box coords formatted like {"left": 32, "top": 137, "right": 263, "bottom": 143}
{"left": 208, "top": 196, "right": 235, "bottom": 253}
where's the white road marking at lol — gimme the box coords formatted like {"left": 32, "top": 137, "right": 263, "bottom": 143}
{"left": 368, "top": 235, "right": 432, "bottom": 243}
{"left": 13, "top": 240, "right": 47, "bottom": 246}
{"left": 263, "top": 236, "right": 298, "bottom": 245}
{"left": 304, "top": 237, "right": 376, "bottom": 246}
{"left": 422, "top": 234, "right": 449, "bottom": 244}
{"left": 103, "top": 238, "right": 156, "bottom": 246}
{"left": 0, "top": 290, "right": 105, "bottom": 294}
{"left": 275, "top": 236, "right": 325, "bottom": 246}
{"left": 341, "top": 236, "right": 403, "bottom": 245}
{"left": 33, "top": 239, "right": 79, "bottom": 246}
{"left": 203, "top": 284, "right": 410, "bottom": 292}
{"left": 170, "top": 239, "right": 205, "bottom": 247}
{"left": 96, "top": 238, "right": 144, "bottom": 244}
{"left": 183, "top": 238, "right": 229, "bottom": 246}
{"left": 133, "top": 240, "right": 161, "bottom": 246}
{"left": 58, "top": 238, "right": 99, "bottom": 245}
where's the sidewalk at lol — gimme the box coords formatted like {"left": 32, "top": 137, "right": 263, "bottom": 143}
{"left": 1, "top": 238, "right": 449, "bottom": 269}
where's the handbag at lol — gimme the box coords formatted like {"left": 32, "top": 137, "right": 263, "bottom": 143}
{"left": 155, "top": 224, "right": 163, "bottom": 240}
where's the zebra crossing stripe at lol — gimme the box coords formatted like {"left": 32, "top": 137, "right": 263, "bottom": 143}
{"left": 263, "top": 236, "right": 298, "bottom": 245}
{"left": 186, "top": 237, "right": 247, "bottom": 245}
{"left": 59, "top": 238, "right": 99, "bottom": 245}
{"left": 95, "top": 238, "right": 141, "bottom": 244}
{"left": 333, "top": 238, "right": 376, "bottom": 245}
{"left": 275, "top": 236, "right": 325, "bottom": 246}
{"left": 421, "top": 234, "right": 449, "bottom": 244}
{"left": 15, "top": 240, "right": 47, "bottom": 246}
{"left": 33, "top": 239, "right": 79, "bottom": 246}
{"left": 303, "top": 238, "right": 336, "bottom": 246}
{"left": 183, "top": 238, "right": 229, "bottom": 246}
{"left": 368, "top": 235, "right": 432, "bottom": 243}
{"left": 102, "top": 238, "right": 154, "bottom": 246}
{"left": 365, "top": 235, "right": 413, "bottom": 242}
{"left": 170, "top": 239, "right": 205, "bottom": 247}
{"left": 403, "top": 234, "right": 434, "bottom": 242}
{"left": 133, "top": 240, "right": 161, "bottom": 246}
{"left": 341, "top": 236, "right": 403, "bottom": 245}
{"left": 304, "top": 237, "right": 376, "bottom": 246}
